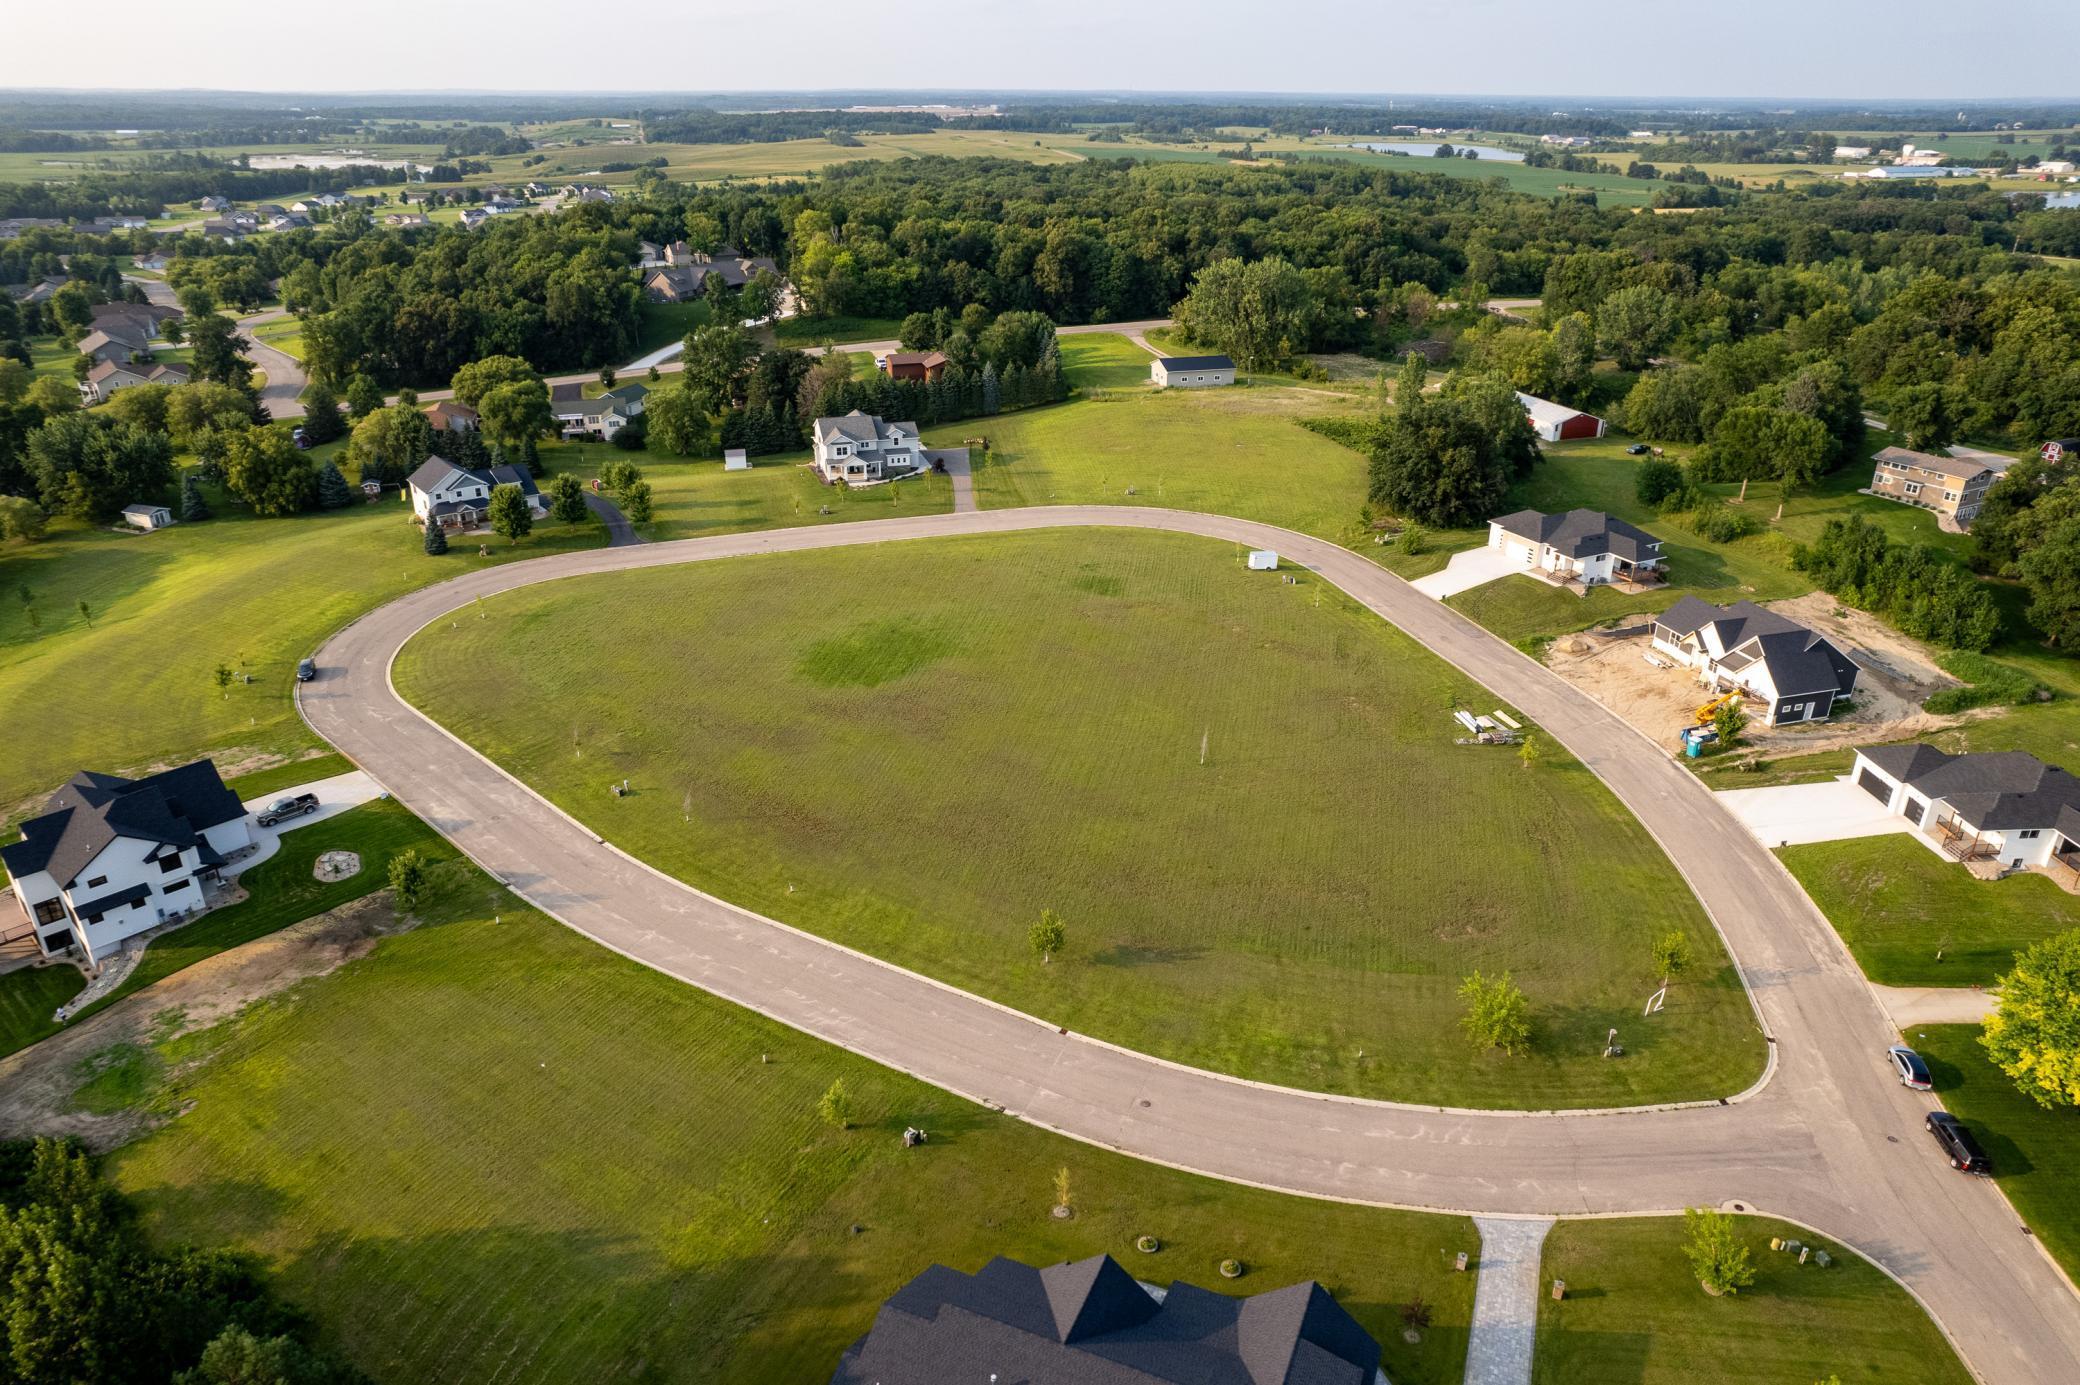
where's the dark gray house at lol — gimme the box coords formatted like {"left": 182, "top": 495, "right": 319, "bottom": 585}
{"left": 832, "top": 1252, "right": 1381, "bottom": 1385}
{"left": 1651, "top": 596, "right": 1861, "bottom": 726}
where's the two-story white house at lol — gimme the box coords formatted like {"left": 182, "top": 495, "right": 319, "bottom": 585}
{"left": 1651, "top": 596, "right": 1862, "bottom": 726}
{"left": 1851, "top": 744, "right": 2080, "bottom": 873}
{"left": 1486, "top": 508, "right": 1664, "bottom": 585}
{"left": 550, "top": 383, "right": 648, "bottom": 441}
{"left": 405, "top": 457, "right": 546, "bottom": 532}
{"left": 812, "top": 411, "right": 926, "bottom": 486}
{"left": 2, "top": 761, "right": 253, "bottom": 967}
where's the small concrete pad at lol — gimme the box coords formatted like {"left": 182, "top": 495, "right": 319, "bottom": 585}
{"left": 1411, "top": 546, "right": 1521, "bottom": 600}
{"left": 1714, "top": 778, "right": 1914, "bottom": 849}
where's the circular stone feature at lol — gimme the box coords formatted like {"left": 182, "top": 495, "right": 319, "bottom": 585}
{"left": 314, "top": 850, "right": 362, "bottom": 882}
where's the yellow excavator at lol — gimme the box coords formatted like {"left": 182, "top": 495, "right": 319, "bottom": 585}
{"left": 1694, "top": 691, "right": 1742, "bottom": 725}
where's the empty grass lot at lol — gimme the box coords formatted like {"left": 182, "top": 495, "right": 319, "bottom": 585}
{"left": 1060, "top": 332, "right": 1161, "bottom": 390}
{"left": 394, "top": 529, "right": 1761, "bottom": 1108}
{"left": 962, "top": 388, "right": 1372, "bottom": 540}
{"left": 107, "top": 860, "right": 1477, "bottom": 1385}
{"left": 1777, "top": 835, "right": 2080, "bottom": 987}
{"left": 1533, "top": 1216, "right": 1971, "bottom": 1385}
{"left": 0, "top": 483, "right": 603, "bottom": 820}
{"left": 1907, "top": 1025, "right": 2080, "bottom": 1287}
{"left": 0, "top": 965, "right": 86, "bottom": 1055}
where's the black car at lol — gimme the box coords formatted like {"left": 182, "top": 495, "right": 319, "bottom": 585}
{"left": 1625, "top": 443, "right": 1650, "bottom": 456}
{"left": 297, "top": 657, "right": 316, "bottom": 682}
{"left": 1926, "top": 1111, "right": 1991, "bottom": 1173}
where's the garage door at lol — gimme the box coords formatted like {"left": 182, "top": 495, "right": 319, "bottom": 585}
{"left": 1857, "top": 767, "right": 1892, "bottom": 801}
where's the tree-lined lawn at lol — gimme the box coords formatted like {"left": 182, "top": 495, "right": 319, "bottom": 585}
{"left": 107, "top": 848, "right": 1478, "bottom": 1385}
{"left": 1533, "top": 1215, "right": 1972, "bottom": 1384}
{"left": 1908, "top": 1025, "right": 2080, "bottom": 1286}
{"left": 394, "top": 528, "right": 1761, "bottom": 1108}
{"left": 1778, "top": 835, "right": 2080, "bottom": 987}
{"left": 1060, "top": 332, "right": 1160, "bottom": 390}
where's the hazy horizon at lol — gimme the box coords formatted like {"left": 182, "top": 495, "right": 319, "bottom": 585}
{"left": 12, "top": 0, "right": 2079, "bottom": 104}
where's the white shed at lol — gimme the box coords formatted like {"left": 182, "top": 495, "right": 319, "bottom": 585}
{"left": 724, "top": 449, "right": 750, "bottom": 471}
{"left": 1247, "top": 550, "right": 1279, "bottom": 571}
{"left": 122, "top": 504, "right": 173, "bottom": 531}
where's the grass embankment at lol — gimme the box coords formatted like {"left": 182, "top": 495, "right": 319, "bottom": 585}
{"left": 1908, "top": 1025, "right": 2080, "bottom": 1287}
{"left": 395, "top": 528, "right": 1760, "bottom": 1109}
{"left": 107, "top": 845, "right": 1477, "bottom": 1385}
{"left": 0, "top": 474, "right": 602, "bottom": 818}
{"left": 1534, "top": 1215, "right": 1972, "bottom": 1384}
{"left": 1777, "top": 836, "right": 2080, "bottom": 987}
{"left": 0, "top": 799, "right": 447, "bottom": 1058}
{"left": 224, "top": 753, "right": 357, "bottom": 801}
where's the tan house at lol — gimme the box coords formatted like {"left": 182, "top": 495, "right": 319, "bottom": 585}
{"left": 1868, "top": 447, "right": 1997, "bottom": 528}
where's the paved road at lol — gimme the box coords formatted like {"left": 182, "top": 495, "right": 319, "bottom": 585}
{"left": 235, "top": 308, "right": 308, "bottom": 421}
{"left": 391, "top": 319, "right": 1176, "bottom": 409}
{"left": 300, "top": 507, "right": 2080, "bottom": 1384}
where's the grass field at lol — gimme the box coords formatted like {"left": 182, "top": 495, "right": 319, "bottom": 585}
{"left": 1908, "top": 1025, "right": 2080, "bottom": 1287}
{"left": 394, "top": 528, "right": 1761, "bottom": 1108}
{"left": 0, "top": 799, "right": 450, "bottom": 1058}
{"left": 963, "top": 387, "right": 1373, "bottom": 540}
{"left": 223, "top": 752, "right": 356, "bottom": 801}
{"left": 0, "top": 964, "right": 86, "bottom": 1054}
{"left": 771, "top": 314, "right": 904, "bottom": 347}
{"left": 1060, "top": 332, "right": 1160, "bottom": 390}
{"left": 1533, "top": 1216, "right": 1972, "bottom": 1385}
{"left": 0, "top": 476, "right": 603, "bottom": 821}
{"left": 107, "top": 847, "right": 1479, "bottom": 1385}
{"left": 1777, "top": 835, "right": 2080, "bottom": 987}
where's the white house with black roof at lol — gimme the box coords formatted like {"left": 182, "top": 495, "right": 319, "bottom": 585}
{"left": 1852, "top": 744, "right": 2080, "bottom": 872}
{"left": 1487, "top": 508, "right": 1664, "bottom": 585}
{"left": 831, "top": 1252, "right": 1379, "bottom": 1385}
{"left": 1, "top": 761, "right": 252, "bottom": 967}
{"left": 1652, "top": 596, "right": 1861, "bottom": 726}
{"left": 812, "top": 411, "right": 926, "bottom": 486}
{"left": 405, "top": 457, "right": 545, "bottom": 532}
{"left": 1151, "top": 354, "right": 1235, "bottom": 388}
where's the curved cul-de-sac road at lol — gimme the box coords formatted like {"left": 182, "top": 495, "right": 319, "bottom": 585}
{"left": 303, "top": 507, "right": 2080, "bottom": 1384}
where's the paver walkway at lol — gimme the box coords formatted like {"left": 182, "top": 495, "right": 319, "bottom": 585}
{"left": 1464, "top": 1218, "right": 1554, "bottom": 1385}
{"left": 299, "top": 507, "right": 2080, "bottom": 1385}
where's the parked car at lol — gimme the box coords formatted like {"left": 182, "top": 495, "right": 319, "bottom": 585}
{"left": 1889, "top": 1044, "right": 1933, "bottom": 1090}
{"left": 1926, "top": 1111, "right": 1991, "bottom": 1173}
{"left": 297, "top": 657, "right": 316, "bottom": 682}
{"left": 1625, "top": 443, "right": 1650, "bottom": 456}
{"left": 256, "top": 793, "right": 320, "bottom": 828}
{"left": 291, "top": 426, "right": 310, "bottom": 449}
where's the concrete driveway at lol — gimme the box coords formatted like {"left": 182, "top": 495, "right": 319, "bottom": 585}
{"left": 1410, "top": 544, "right": 1521, "bottom": 600}
{"left": 299, "top": 507, "right": 2080, "bottom": 1384}
{"left": 1715, "top": 778, "right": 1915, "bottom": 849}
{"left": 228, "top": 769, "right": 385, "bottom": 878}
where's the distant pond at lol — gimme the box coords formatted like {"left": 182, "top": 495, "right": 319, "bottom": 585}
{"left": 1345, "top": 141, "right": 1525, "bottom": 163}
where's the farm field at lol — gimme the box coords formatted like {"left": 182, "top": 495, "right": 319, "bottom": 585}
{"left": 393, "top": 529, "right": 1762, "bottom": 1108}
{"left": 0, "top": 475, "right": 603, "bottom": 821}
{"left": 105, "top": 849, "right": 1479, "bottom": 1385}
{"left": 1532, "top": 1215, "right": 1972, "bottom": 1384}
{"left": 1777, "top": 835, "right": 2080, "bottom": 987}
{"left": 1908, "top": 1025, "right": 2080, "bottom": 1286}
{"left": 962, "top": 386, "right": 1373, "bottom": 540}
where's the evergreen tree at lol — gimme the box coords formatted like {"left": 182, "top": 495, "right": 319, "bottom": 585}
{"left": 299, "top": 383, "right": 345, "bottom": 444}
{"left": 315, "top": 459, "right": 355, "bottom": 510}
{"left": 981, "top": 361, "right": 1000, "bottom": 415}
{"left": 1004, "top": 363, "right": 1029, "bottom": 410}
{"left": 345, "top": 374, "right": 384, "bottom": 418}
{"left": 179, "top": 471, "right": 211, "bottom": 522}
{"left": 517, "top": 434, "right": 541, "bottom": 477}
{"left": 422, "top": 515, "right": 448, "bottom": 554}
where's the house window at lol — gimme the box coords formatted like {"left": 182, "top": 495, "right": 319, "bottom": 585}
{"left": 33, "top": 898, "right": 66, "bottom": 924}
{"left": 1903, "top": 482, "right": 1922, "bottom": 496}
{"left": 159, "top": 853, "right": 184, "bottom": 874}
{"left": 2021, "top": 829, "right": 2042, "bottom": 839}
{"left": 86, "top": 875, "right": 107, "bottom": 888}
{"left": 84, "top": 912, "right": 104, "bottom": 924}
{"left": 1943, "top": 491, "right": 1958, "bottom": 502}
{"left": 162, "top": 879, "right": 189, "bottom": 894}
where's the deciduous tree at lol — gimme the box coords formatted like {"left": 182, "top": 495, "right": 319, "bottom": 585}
{"left": 1981, "top": 929, "right": 2080, "bottom": 1108}
{"left": 487, "top": 482, "right": 533, "bottom": 543}
{"left": 1457, "top": 970, "right": 1531, "bottom": 1055}
{"left": 220, "top": 426, "right": 317, "bottom": 517}
{"left": 1682, "top": 1208, "right": 1756, "bottom": 1295}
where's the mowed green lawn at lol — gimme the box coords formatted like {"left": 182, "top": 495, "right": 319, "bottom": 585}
{"left": 0, "top": 484, "right": 603, "bottom": 820}
{"left": 109, "top": 859, "right": 1478, "bottom": 1385}
{"left": 394, "top": 529, "right": 1761, "bottom": 1108}
{"left": 1777, "top": 835, "right": 2080, "bottom": 987}
{"left": 1061, "top": 332, "right": 1160, "bottom": 390}
{"left": 1908, "top": 1026, "right": 2080, "bottom": 1286}
{"left": 962, "top": 387, "right": 1372, "bottom": 541}
{"left": 0, "top": 964, "right": 85, "bottom": 1054}
{"left": 1533, "top": 1216, "right": 1971, "bottom": 1385}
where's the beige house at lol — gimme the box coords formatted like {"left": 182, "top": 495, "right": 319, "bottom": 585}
{"left": 1868, "top": 446, "right": 1997, "bottom": 528}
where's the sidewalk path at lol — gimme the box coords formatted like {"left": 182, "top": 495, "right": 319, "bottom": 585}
{"left": 1464, "top": 1218, "right": 1554, "bottom": 1385}
{"left": 1876, "top": 986, "right": 2000, "bottom": 1028}
{"left": 299, "top": 506, "right": 2080, "bottom": 1385}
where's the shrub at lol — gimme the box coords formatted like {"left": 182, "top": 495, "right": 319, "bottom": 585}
{"left": 1458, "top": 969, "right": 1531, "bottom": 1055}
{"left": 1683, "top": 1207, "right": 1756, "bottom": 1295}
{"left": 1635, "top": 456, "right": 1685, "bottom": 507}
{"left": 1690, "top": 501, "right": 1759, "bottom": 544}
{"left": 1923, "top": 652, "right": 2050, "bottom": 714}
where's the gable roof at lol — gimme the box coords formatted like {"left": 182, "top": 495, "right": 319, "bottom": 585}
{"left": 1490, "top": 508, "right": 1662, "bottom": 563}
{"left": 1156, "top": 354, "right": 1235, "bottom": 371}
{"left": 1656, "top": 597, "right": 1858, "bottom": 699}
{"left": 814, "top": 410, "right": 915, "bottom": 447}
{"left": 1859, "top": 745, "right": 2080, "bottom": 836}
{"left": 1, "top": 761, "right": 245, "bottom": 888}
{"left": 1515, "top": 391, "right": 1597, "bottom": 429}
{"left": 423, "top": 399, "right": 478, "bottom": 426}
{"left": 76, "top": 330, "right": 132, "bottom": 359}
{"left": 882, "top": 350, "right": 949, "bottom": 369}
{"left": 407, "top": 456, "right": 541, "bottom": 503}
{"left": 85, "top": 359, "right": 147, "bottom": 385}
{"left": 1871, "top": 446, "right": 1996, "bottom": 484}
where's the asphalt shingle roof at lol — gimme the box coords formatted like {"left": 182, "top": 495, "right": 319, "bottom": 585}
{"left": 1858, "top": 745, "right": 2080, "bottom": 836}
{"left": 1491, "top": 508, "right": 1662, "bottom": 563}
{"left": 1655, "top": 598, "right": 1858, "bottom": 699}
{"left": 1155, "top": 354, "right": 1235, "bottom": 371}
{"left": 0, "top": 761, "right": 244, "bottom": 888}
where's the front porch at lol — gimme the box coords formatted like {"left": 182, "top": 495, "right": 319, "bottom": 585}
{"left": 1923, "top": 813, "right": 2006, "bottom": 879}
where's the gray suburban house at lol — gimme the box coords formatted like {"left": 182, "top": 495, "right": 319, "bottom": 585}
{"left": 831, "top": 1252, "right": 1381, "bottom": 1384}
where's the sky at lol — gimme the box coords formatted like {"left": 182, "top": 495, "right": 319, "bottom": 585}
{"left": 12, "top": 0, "right": 2080, "bottom": 101}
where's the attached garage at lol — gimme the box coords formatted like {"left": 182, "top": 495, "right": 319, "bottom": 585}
{"left": 1857, "top": 765, "right": 1893, "bottom": 802}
